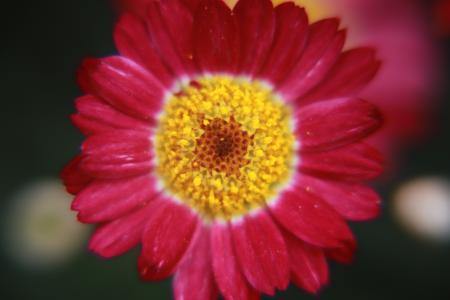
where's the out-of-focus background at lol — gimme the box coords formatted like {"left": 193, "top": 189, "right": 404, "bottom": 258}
{"left": 1, "top": 0, "right": 449, "bottom": 299}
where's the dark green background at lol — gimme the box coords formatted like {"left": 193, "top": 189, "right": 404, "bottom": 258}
{"left": 1, "top": 0, "right": 449, "bottom": 299}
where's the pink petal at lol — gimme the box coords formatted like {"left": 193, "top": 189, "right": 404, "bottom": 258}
{"left": 139, "top": 198, "right": 198, "bottom": 280}
{"left": 72, "top": 95, "right": 151, "bottom": 136}
{"left": 211, "top": 223, "right": 259, "bottom": 300}
{"left": 61, "top": 155, "right": 92, "bottom": 195}
{"left": 114, "top": 13, "right": 173, "bottom": 87}
{"left": 231, "top": 212, "right": 289, "bottom": 295}
{"left": 77, "top": 56, "right": 164, "bottom": 121}
{"left": 80, "top": 159, "right": 151, "bottom": 180}
{"left": 296, "top": 97, "right": 383, "bottom": 152}
{"left": 88, "top": 204, "right": 152, "bottom": 258}
{"left": 180, "top": 0, "right": 201, "bottom": 12}
{"left": 258, "top": 2, "right": 308, "bottom": 84}
{"left": 284, "top": 232, "right": 328, "bottom": 294}
{"left": 295, "top": 175, "right": 381, "bottom": 221}
{"left": 71, "top": 115, "right": 114, "bottom": 135}
{"left": 72, "top": 174, "right": 158, "bottom": 223}
{"left": 193, "top": 0, "right": 239, "bottom": 73}
{"left": 325, "top": 239, "right": 356, "bottom": 264}
{"left": 79, "top": 130, "right": 152, "bottom": 179}
{"left": 174, "top": 225, "right": 219, "bottom": 300}
{"left": 278, "top": 19, "right": 342, "bottom": 100}
{"left": 81, "top": 130, "right": 151, "bottom": 162}
{"left": 301, "top": 48, "right": 381, "bottom": 103}
{"left": 234, "top": 0, "right": 275, "bottom": 76}
{"left": 299, "top": 142, "right": 384, "bottom": 181}
{"left": 270, "top": 186, "right": 355, "bottom": 248}
{"left": 146, "top": 0, "right": 195, "bottom": 76}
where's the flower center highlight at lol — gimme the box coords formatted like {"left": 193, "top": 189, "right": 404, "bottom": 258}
{"left": 154, "top": 76, "right": 295, "bottom": 221}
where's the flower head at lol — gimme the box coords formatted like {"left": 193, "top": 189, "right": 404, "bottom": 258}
{"left": 63, "top": 0, "right": 383, "bottom": 298}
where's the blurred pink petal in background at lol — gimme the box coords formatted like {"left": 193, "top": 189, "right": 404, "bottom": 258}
{"left": 289, "top": 0, "right": 439, "bottom": 160}
{"left": 330, "top": 0, "right": 439, "bottom": 153}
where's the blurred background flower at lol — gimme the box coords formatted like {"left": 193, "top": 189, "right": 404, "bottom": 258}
{"left": 393, "top": 177, "right": 450, "bottom": 242}
{"left": 3, "top": 179, "right": 89, "bottom": 270}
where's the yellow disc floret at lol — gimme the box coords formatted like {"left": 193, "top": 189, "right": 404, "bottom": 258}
{"left": 154, "top": 76, "right": 295, "bottom": 221}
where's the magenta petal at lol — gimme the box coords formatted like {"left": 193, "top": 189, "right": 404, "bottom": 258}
{"left": 326, "top": 239, "right": 356, "bottom": 264}
{"left": 174, "top": 226, "right": 219, "bottom": 300}
{"left": 80, "top": 159, "right": 151, "bottom": 179}
{"left": 72, "top": 95, "right": 151, "bottom": 136}
{"left": 88, "top": 204, "right": 152, "bottom": 258}
{"left": 73, "top": 174, "right": 158, "bottom": 223}
{"left": 81, "top": 130, "right": 151, "bottom": 163}
{"left": 80, "top": 130, "right": 152, "bottom": 179}
{"left": 299, "top": 142, "right": 384, "bottom": 181}
{"left": 180, "top": 0, "right": 201, "bottom": 12}
{"left": 140, "top": 198, "right": 198, "bottom": 280}
{"left": 258, "top": 2, "right": 308, "bottom": 84}
{"left": 146, "top": 1, "right": 191, "bottom": 78}
{"left": 211, "top": 224, "right": 259, "bottom": 300}
{"left": 61, "top": 155, "right": 92, "bottom": 195}
{"left": 71, "top": 114, "right": 114, "bottom": 136}
{"left": 278, "top": 19, "right": 342, "bottom": 100}
{"left": 302, "top": 48, "right": 381, "bottom": 103}
{"left": 295, "top": 175, "right": 381, "bottom": 221}
{"left": 296, "top": 97, "right": 382, "bottom": 153}
{"left": 148, "top": 0, "right": 196, "bottom": 75}
{"left": 231, "top": 212, "right": 289, "bottom": 295}
{"left": 77, "top": 56, "right": 164, "bottom": 121}
{"left": 284, "top": 233, "right": 328, "bottom": 294}
{"left": 114, "top": 13, "right": 173, "bottom": 87}
{"left": 234, "top": 0, "right": 274, "bottom": 76}
{"left": 278, "top": 19, "right": 339, "bottom": 101}
{"left": 193, "top": 0, "right": 240, "bottom": 73}
{"left": 270, "top": 187, "right": 354, "bottom": 248}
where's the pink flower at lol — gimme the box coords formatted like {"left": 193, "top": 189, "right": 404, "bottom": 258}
{"left": 63, "top": 0, "right": 384, "bottom": 298}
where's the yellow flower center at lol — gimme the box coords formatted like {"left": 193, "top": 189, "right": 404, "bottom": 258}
{"left": 154, "top": 76, "right": 295, "bottom": 221}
